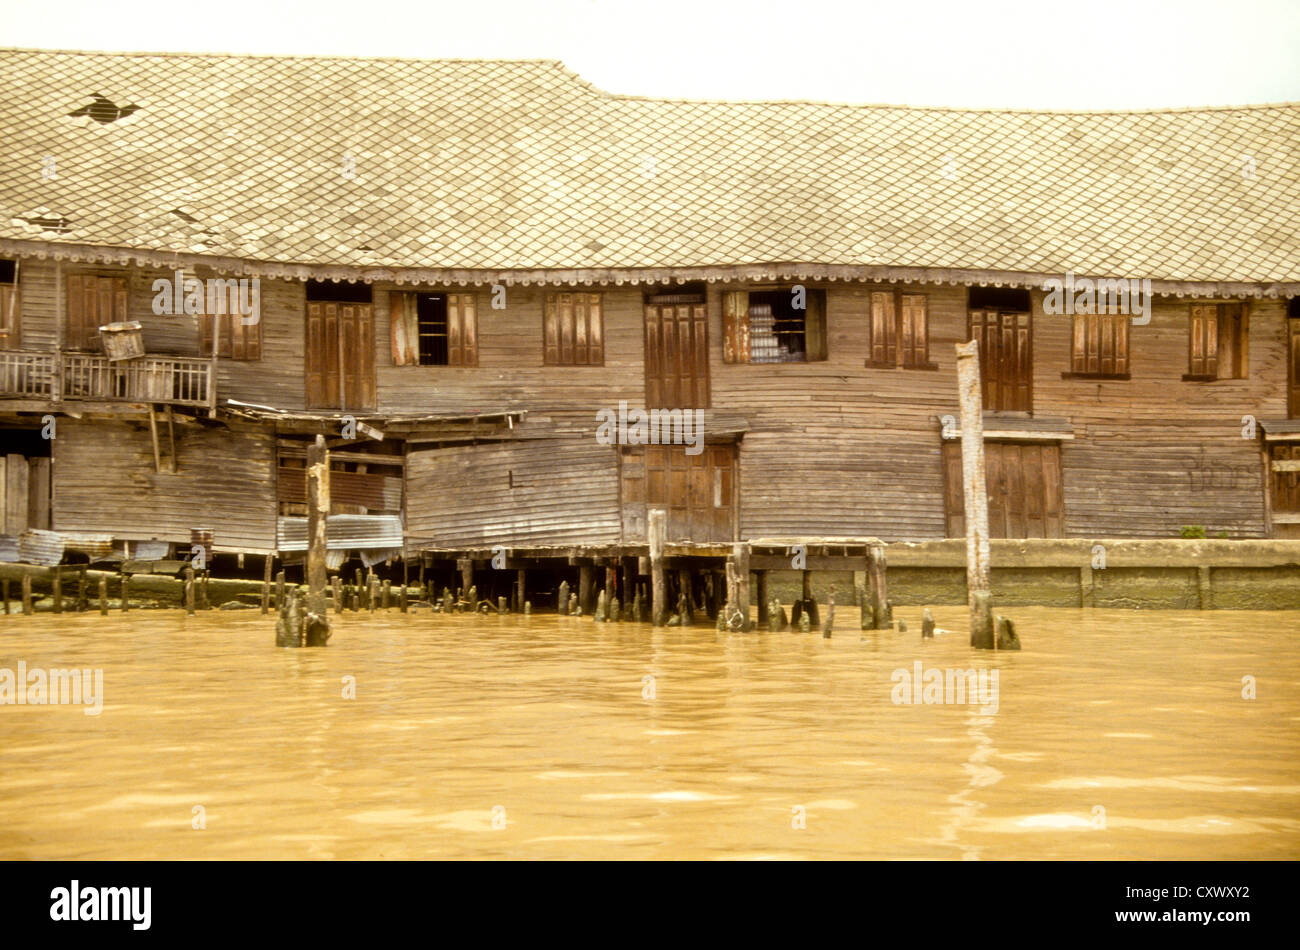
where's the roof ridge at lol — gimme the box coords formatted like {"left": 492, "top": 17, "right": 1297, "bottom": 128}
{"left": 1, "top": 46, "right": 1294, "bottom": 114}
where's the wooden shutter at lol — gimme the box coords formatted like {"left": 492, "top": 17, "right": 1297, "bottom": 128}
{"left": 900, "top": 294, "right": 927, "bottom": 367}
{"left": 1072, "top": 313, "right": 1128, "bottom": 375}
{"left": 0, "top": 283, "right": 19, "bottom": 349}
{"left": 1288, "top": 317, "right": 1300, "bottom": 418}
{"left": 543, "top": 295, "right": 559, "bottom": 365}
{"left": 1190, "top": 305, "right": 1218, "bottom": 377}
{"left": 305, "top": 301, "right": 333, "bottom": 408}
{"left": 447, "top": 293, "right": 477, "bottom": 367}
{"left": 231, "top": 310, "right": 260, "bottom": 360}
{"left": 558, "top": 294, "right": 575, "bottom": 364}
{"left": 870, "top": 292, "right": 896, "bottom": 365}
{"left": 804, "top": 290, "right": 827, "bottom": 361}
{"left": 66, "top": 274, "right": 126, "bottom": 351}
{"left": 544, "top": 292, "right": 601, "bottom": 365}
{"left": 722, "top": 291, "right": 749, "bottom": 363}
{"left": 390, "top": 291, "right": 418, "bottom": 365}
{"left": 584, "top": 293, "right": 603, "bottom": 365}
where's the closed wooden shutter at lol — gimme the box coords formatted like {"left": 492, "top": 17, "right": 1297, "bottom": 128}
{"left": 201, "top": 309, "right": 261, "bottom": 360}
{"left": 1189, "top": 304, "right": 1218, "bottom": 377}
{"left": 870, "top": 292, "right": 896, "bottom": 364}
{"left": 305, "top": 301, "right": 335, "bottom": 408}
{"left": 544, "top": 292, "right": 601, "bottom": 365}
{"left": 900, "top": 294, "right": 928, "bottom": 367}
{"left": 804, "top": 290, "right": 827, "bottom": 361}
{"left": 969, "top": 309, "right": 1032, "bottom": 411}
{"left": 66, "top": 274, "right": 126, "bottom": 351}
{"left": 722, "top": 291, "right": 749, "bottom": 363}
{"left": 1071, "top": 312, "right": 1127, "bottom": 375}
{"left": 645, "top": 303, "right": 710, "bottom": 409}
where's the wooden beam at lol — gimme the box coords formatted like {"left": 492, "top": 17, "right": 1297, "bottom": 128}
{"left": 956, "top": 339, "right": 994, "bottom": 649}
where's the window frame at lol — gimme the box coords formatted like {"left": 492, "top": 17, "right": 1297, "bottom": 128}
{"left": 389, "top": 290, "right": 478, "bottom": 367}
{"left": 1061, "top": 307, "right": 1130, "bottom": 380}
{"left": 1184, "top": 301, "right": 1247, "bottom": 381}
{"left": 866, "top": 289, "right": 937, "bottom": 370}
{"left": 722, "top": 286, "right": 828, "bottom": 364}
{"left": 543, "top": 291, "right": 604, "bottom": 366}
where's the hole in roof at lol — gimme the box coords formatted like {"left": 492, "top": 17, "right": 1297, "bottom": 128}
{"left": 20, "top": 215, "right": 72, "bottom": 234}
{"left": 171, "top": 209, "right": 198, "bottom": 224}
{"left": 67, "top": 94, "right": 139, "bottom": 124}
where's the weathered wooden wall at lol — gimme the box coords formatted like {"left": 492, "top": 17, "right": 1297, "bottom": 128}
{"left": 7, "top": 256, "right": 1293, "bottom": 543}
{"left": 405, "top": 438, "right": 621, "bottom": 549}
{"left": 51, "top": 417, "right": 277, "bottom": 552}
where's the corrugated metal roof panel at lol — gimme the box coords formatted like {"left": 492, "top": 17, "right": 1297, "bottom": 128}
{"left": 277, "top": 515, "right": 403, "bottom": 552}
{"left": 17, "top": 529, "right": 64, "bottom": 567}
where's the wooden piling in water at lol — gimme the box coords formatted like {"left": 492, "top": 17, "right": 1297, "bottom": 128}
{"left": 578, "top": 564, "right": 594, "bottom": 616}
{"left": 21, "top": 571, "right": 32, "bottom": 615}
{"left": 594, "top": 588, "right": 607, "bottom": 622}
{"left": 332, "top": 576, "right": 343, "bottom": 614}
{"left": 382, "top": 579, "right": 392, "bottom": 610}
{"left": 98, "top": 576, "right": 107, "bottom": 615}
{"left": 822, "top": 591, "right": 835, "bottom": 638}
{"left": 458, "top": 559, "right": 473, "bottom": 602}
{"left": 956, "top": 338, "right": 995, "bottom": 649}
{"left": 119, "top": 573, "right": 128, "bottom": 613}
{"left": 649, "top": 508, "right": 667, "bottom": 626}
{"left": 368, "top": 575, "right": 379, "bottom": 614}
{"left": 734, "top": 542, "right": 752, "bottom": 632}
{"left": 261, "top": 555, "right": 272, "bottom": 615}
{"left": 77, "top": 566, "right": 88, "bottom": 611}
{"left": 516, "top": 569, "right": 526, "bottom": 613}
{"left": 558, "top": 580, "right": 570, "bottom": 615}
{"left": 302, "top": 433, "right": 332, "bottom": 646}
{"left": 868, "top": 544, "right": 890, "bottom": 629}
{"left": 52, "top": 568, "right": 62, "bottom": 614}
{"left": 275, "top": 570, "right": 286, "bottom": 613}
{"left": 755, "top": 571, "right": 768, "bottom": 626}
{"left": 198, "top": 571, "right": 210, "bottom": 611}
{"left": 497, "top": 595, "right": 507, "bottom": 614}
{"left": 400, "top": 581, "right": 409, "bottom": 613}
{"left": 184, "top": 566, "right": 196, "bottom": 615}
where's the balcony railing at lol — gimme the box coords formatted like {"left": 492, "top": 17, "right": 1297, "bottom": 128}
{"left": 0, "top": 350, "right": 213, "bottom": 408}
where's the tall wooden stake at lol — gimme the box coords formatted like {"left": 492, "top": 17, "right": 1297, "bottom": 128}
{"left": 649, "top": 508, "right": 667, "bottom": 626}
{"left": 303, "top": 434, "right": 332, "bottom": 646}
{"left": 734, "top": 542, "right": 752, "bottom": 631}
{"left": 956, "top": 339, "right": 995, "bottom": 649}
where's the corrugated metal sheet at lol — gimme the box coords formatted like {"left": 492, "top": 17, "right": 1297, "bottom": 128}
{"left": 276, "top": 514, "right": 403, "bottom": 552}
{"left": 17, "top": 528, "right": 64, "bottom": 566}
{"left": 0, "top": 535, "right": 19, "bottom": 562}
{"left": 58, "top": 532, "right": 116, "bottom": 559}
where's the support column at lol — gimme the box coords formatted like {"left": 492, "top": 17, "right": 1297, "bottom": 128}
{"left": 649, "top": 508, "right": 667, "bottom": 626}
{"left": 956, "top": 339, "right": 994, "bottom": 649}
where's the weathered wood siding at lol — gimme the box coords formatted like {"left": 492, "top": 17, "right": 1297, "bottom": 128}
{"left": 51, "top": 418, "right": 276, "bottom": 552}
{"left": 405, "top": 438, "right": 621, "bottom": 549}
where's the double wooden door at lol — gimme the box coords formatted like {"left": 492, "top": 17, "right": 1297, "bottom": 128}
{"left": 645, "top": 303, "right": 709, "bottom": 408}
{"left": 943, "top": 441, "right": 1064, "bottom": 538}
{"left": 969, "top": 310, "right": 1032, "bottom": 411}
{"left": 621, "top": 443, "right": 736, "bottom": 542}
{"left": 306, "top": 301, "right": 375, "bottom": 409}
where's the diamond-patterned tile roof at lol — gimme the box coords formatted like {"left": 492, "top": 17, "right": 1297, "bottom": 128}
{"left": 1, "top": 47, "right": 1297, "bottom": 283}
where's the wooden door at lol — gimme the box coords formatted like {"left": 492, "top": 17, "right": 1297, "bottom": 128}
{"left": 306, "top": 301, "right": 375, "bottom": 409}
{"left": 65, "top": 274, "right": 127, "bottom": 351}
{"left": 628, "top": 443, "right": 735, "bottom": 542}
{"left": 942, "top": 441, "right": 1063, "bottom": 538}
{"left": 645, "top": 303, "right": 709, "bottom": 408}
{"left": 1288, "top": 316, "right": 1300, "bottom": 418}
{"left": 968, "top": 310, "right": 1032, "bottom": 411}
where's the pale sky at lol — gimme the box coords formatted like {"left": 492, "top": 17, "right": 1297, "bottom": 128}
{"left": 2, "top": 0, "right": 1298, "bottom": 109}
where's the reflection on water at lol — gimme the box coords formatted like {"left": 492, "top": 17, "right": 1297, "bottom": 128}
{"left": 1, "top": 606, "right": 1297, "bottom": 859}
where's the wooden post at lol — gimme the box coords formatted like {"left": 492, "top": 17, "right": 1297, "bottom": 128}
{"left": 558, "top": 580, "right": 570, "bottom": 615}
{"left": 52, "top": 568, "right": 62, "bottom": 614}
{"left": 77, "top": 566, "right": 88, "bottom": 611}
{"left": 355, "top": 568, "right": 365, "bottom": 609}
{"left": 183, "top": 566, "right": 195, "bottom": 614}
{"left": 119, "top": 573, "right": 129, "bottom": 612}
{"left": 382, "top": 579, "right": 392, "bottom": 610}
{"left": 956, "top": 339, "right": 995, "bottom": 650}
{"left": 368, "top": 574, "right": 379, "bottom": 614}
{"left": 304, "top": 435, "right": 332, "bottom": 646}
{"left": 198, "top": 571, "right": 210, "bottom": 610}
{"left": 400, "top": 581, "right": 409, "bottom": 613}
{"left": 21, "top": 571, "right": 32, "bottom": 615}
{"left": 734, "top": 542, "right": 751, "bottom": 631}
{"left": 821, "top": 591, "right": 835, "bottom": 638}
{"left": 724, "top": 558, "right": 740, "bottom": 630}
{"left": 275, "top": 570, "right": 286, "bottom": 612}
{"left": 868, "top": 544, "right": 890, "bottom": 629}
{"left": 98, "top": 576, "right": 107, "bottom": 615}
{"left": 332, "top": 575, "right": 343, "bottom": 614}
{"left": 458, "top": 559, "right": 473, "bottom": 600}
{"left": 516, "top": 569, "right": 526, "bottom": 614}
{"left": 649, "top": 508, "right": 667, "bottom": 626}
{"left": 261, "top": 555, "right": 272, "bottom": 615}
{"left": 578, "top": 564, "right": 594, "bottom": 616}
{"left": 755, "top": 571, "right": 768, "bottom": 627}
{"left": 792, "top": 570, "right": 819, "bottom": 628}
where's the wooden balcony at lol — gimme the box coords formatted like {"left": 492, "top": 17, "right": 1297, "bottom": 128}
{"left": 0, "top": 350, "right": 214, "bottom": 408}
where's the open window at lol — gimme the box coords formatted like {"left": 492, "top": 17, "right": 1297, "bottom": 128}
{"left": 0, "top": 260, "right": 17, "bottom": 349}
{"left": 390, "top": 291, "right": 477, "bottom": 366}
{"left": 1186, "top": 302, "right": 1246, "bottom": 380}
{"left": 722, "top": 287, "right": 826, "bottom": 363}
{"left": 867, "top": 290, "right": 935, "bottom": 369}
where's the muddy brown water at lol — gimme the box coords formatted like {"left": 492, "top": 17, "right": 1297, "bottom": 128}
{"left": 0, "top": 606, "right": 1297, "bottom": 859}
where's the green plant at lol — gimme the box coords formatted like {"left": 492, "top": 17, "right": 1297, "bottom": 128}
{"left": 1180, "top": 525, "right": 1207, "bottom": 539}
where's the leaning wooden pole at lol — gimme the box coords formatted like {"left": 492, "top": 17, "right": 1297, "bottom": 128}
{"left": 649, "top": 508, "right": 667, "bottom": 626}
{"left": 303, "top": 434, "right": 332, "bottom": 647}
{"left": 955, "top": 339, "right": 995, "bottom": 649}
